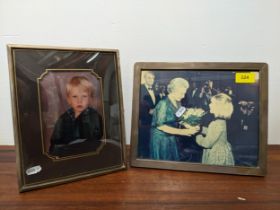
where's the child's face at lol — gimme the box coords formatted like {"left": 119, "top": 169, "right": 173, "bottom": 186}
{"left": 209, "top": 99, "right": 223, "bottom": 117}
{"left": 209, "top": 100, "right": 217, "bottom": 115}
{"left": 67, "top": 86, "right": 90, "bottom": 117}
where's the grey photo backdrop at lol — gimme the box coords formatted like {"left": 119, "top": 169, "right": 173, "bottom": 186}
{"left": 38, "top": 70, "right": 104, "bottom": 154}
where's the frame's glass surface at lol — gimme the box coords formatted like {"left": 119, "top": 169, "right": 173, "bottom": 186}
{"left": 8, "top": 45, "right": 126, "bottom": 192}
{"left": 130, "top": 62, "right": 268, "bottom": 176}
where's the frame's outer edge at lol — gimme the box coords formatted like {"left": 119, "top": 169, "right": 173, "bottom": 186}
{"left": 20, "top": 165, "right": 126, "bottom": 192}
{"left": 130, "top": 62, "right": 269, "bottom": 176}
{"left": 6, "top": 45, "right": 24, "bottom": 191}
{"left": 115, "top": 49, "right": 127, "bottom": 169}
{"left": 6, "top": 44, "right": 127, "bottom": 192}
{"left": 6, "top": 44, "right": 119, "bottom": 54}
{"left": 130, "top": 63, "right": 142, "bottom": 165}
{"left": 259, "top": 63, "right": 269, "bottom": 176}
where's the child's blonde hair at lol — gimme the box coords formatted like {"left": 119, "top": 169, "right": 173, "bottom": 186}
{"left": 211, "top": 93, "right": 233, "bottom": 119}
{"left": 66, "top": 76, "right": 94, "bottom": 97}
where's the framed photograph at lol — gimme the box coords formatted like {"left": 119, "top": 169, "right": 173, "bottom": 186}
{"left": 7, "top": 45, "right": 126, "bottom": 192}
{"left": 130, "top": 62, "right": 268, "bottom": 176}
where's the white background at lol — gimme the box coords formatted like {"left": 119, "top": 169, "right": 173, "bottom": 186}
{"left": 0, "top": 0, "right": 279, "bottom": 145}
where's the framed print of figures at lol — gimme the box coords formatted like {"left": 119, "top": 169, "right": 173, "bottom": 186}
{"left": 130, "top": 62, "right": 268, "bottom": 176}
{"left": 7, "top": 45, "right": 126, "bottom": 192}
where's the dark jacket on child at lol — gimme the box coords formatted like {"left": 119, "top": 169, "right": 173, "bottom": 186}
{"left": 49, "top": 107, "right": 103, "bottom": 157}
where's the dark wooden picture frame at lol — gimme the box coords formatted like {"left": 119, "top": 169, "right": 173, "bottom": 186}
{"left": 130, "top": 62, "right": 268, "bottom": 176}
{"left": 7, "top": 45, "right": 126, "bottom": 192}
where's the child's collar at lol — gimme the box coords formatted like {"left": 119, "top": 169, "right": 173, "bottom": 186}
{"left": 67, "top": 107, "right": 90, "bottom": 119}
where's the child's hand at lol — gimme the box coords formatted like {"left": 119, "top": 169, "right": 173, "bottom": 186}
{"left": 188, "top": 125, "right": 200, "bottom": 135}
{"left": 182, "top": 123, "right": 191, "bottom": 129}
{"left": 182, "top": 123, "right": 199, "bottom": 130}
{"left": 180, "top": 126, "right": 200, "bottom": 136}
{"left": 182, "top": 124, "right": 200, "bottom": 136}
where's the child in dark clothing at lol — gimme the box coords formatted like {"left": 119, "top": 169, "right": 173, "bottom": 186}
{"left": 49, "top": 76, "right": 103, "bottom": 157}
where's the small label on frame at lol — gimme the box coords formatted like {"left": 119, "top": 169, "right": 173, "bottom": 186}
{"left": 235, "top": 72, "right": 256, "bottom": 83}
{"left": 26, "top": 165, "right": 42, "bottom": 176}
